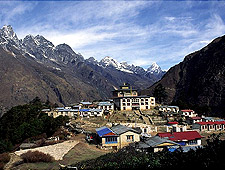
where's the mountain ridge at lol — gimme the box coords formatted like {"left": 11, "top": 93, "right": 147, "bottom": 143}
{"left": 142, "top": 35, "right": 225, "bottom": 116}
{"left": 0, "top": 25, "right": 164, "bottom": 115}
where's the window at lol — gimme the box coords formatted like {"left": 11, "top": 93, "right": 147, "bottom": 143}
{"left": 188, "top": 140, "right": 197, "bottom": 145}
{"left": 132, "top": 98, "right": 139, "bottom": 103}
{"left": 146, "top": 106, "right": 148, "bottom": 109}
{"left": 123, "top": 107, "right": 126, "bottom": 110}
{"left": 105, "top": 137, "right": 117, "bottom": 144}
{"left": 126, "top": 135, "right": 134, "bottom": 142}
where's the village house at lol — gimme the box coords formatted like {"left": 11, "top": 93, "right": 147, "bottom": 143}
{"left": 79, "top": 108, "right": 103, "bottom": 118}
{"left": 97, "top": 101, "right": 114, "bottom": 114}
{"left": 80, "top": 101, "right": 93, "bottom": 108}
{"left": 166, "top": 122, "right": 187, "bottom": 132}
{"left": 192, "top": 121, "right": 225, "bottom": 132}
{"left": 112, "top": 83, "right": 155, "bottom": 111}
{"left": 120, "top": 123, "right": 157, "bottom": 137}
{"left": 158, "top": 106, "right": 180, "bottom": 118}
{"left": 96, "top": 124, "right": 141, "bottom": 150}
{"left": 186, "top": 116, "right": 203, "bottom": 125}
{"left": 135, "top": 136, "right": 180, "bottom": 153}
{"left": 157, "top": 131, "right": 202, "bottom": 146}
{"left": 158, "top": 105, "right": 179, "bottom": 113}
{"left": 180, "top": 109, "right": 198, "bottom": 118}
{"left": 43, "top": 107, "right": 79, "bottom": 118}
{"left": 201, "top": 116, "right": 225, "bottom": 122}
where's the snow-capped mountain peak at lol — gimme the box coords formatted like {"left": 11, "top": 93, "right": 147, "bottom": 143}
{"left": 147, "top": 62, "right": 162, "bottom": 74}
{"left": 100, "top": 56, "right": 120, "bottom": 68}
{"left": 1, "top": 25, "right": 17, "bottom": 40}
{"left": 0, "top": 25, "right": 20, "bottom": 47}
{"left": 89, "top": 56, "right": 166, "bottom": 77}
{"left": 99, "top": 56, "right": 133, "bottom": 73}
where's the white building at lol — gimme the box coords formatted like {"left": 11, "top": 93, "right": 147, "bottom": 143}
{"left": 97, "top": 101, "right": 114, "bottom": 114}
{"left": 166, "top": 122, "right": 187, "bottom": 132}
{"left": 79, "top": 108, "right": 103, "bottom": 117}
{"left": 159, "top": 106, "right": 179, "bottom": 113}
{"left": 113, "top": 96, "right": 155, "bottom": 111}
{"left": 180, "top": 110, "right": 197, "bottom": 118}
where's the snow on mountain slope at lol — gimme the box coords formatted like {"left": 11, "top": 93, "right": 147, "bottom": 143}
{"left": 147, "top": 62, "right": 162, "bottom": 74}
{"left": 95, "top": 56, "right": 165, "bottom": 76}
{"left": 100, "top": 56, "right": 133, "bottom": 73}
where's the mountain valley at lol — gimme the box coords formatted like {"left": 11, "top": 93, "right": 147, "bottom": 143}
{"left": 0, "top": 25, "right": 164, "bottom": 115}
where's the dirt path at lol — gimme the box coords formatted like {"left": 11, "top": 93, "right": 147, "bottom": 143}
{"left": 15, "top": 140, "right": 79, "bottom": 161}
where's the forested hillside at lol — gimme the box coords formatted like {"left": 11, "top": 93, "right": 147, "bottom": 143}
{"left": 0, "top": 97, "right": 68, "bottom": 154}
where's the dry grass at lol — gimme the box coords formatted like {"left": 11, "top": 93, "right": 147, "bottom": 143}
{"left": 59, "top": 142, "right": 109, "bottom": 165}
{"left": 21, "top": 151, "right": 54, "bottom": 163}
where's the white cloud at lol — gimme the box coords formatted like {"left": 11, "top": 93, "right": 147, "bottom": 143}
{"left": 5, "top": 1, "right": 225, "bottom": 71}
{"left": 0, "top": 1, "right": 35, "bottom": 25}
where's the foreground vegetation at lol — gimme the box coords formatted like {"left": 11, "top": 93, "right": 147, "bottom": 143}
{"left": 73, "top": 134, "right": 225, "bottom": 169}
{"left": 0, "top": 97, "right": 69, "bottom": 154}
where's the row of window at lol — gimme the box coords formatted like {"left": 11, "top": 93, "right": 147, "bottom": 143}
{"left": 105, "top": 135, "right": 134, "bottom": 144}
{"left": 201, "top": 124, "right": 225, "bottom": 130}
{"left": 99, "top": 105, "right": 113, "bottom": 109}
{"left": 122, "top": 98, "right": 154, "bottom": 102}
{"left": 123, "top": 102, "right": 150, "bottom": 106}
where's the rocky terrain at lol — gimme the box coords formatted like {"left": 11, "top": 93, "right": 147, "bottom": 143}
{"left": 142, "top": 35, "right": 225, "bottom": 116}
{"left": 0, "top": 25, "right": 164, "bottom": 115}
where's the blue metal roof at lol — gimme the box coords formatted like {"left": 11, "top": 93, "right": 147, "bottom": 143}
{"left": 96, "top": 126, "right": 112, "bottom": 137}
{"left": 80, "top": 109, "right": 90, "bottom": 112}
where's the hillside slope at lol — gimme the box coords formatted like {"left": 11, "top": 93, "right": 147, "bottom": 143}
{"left": 142, "top": 35, "right": 225, "bottom": 116}
{"left": 0, "top": 25, "right": 160, "bottom": 115}
{"left": 0, "top": 48, "right": 103, "bottom": 113}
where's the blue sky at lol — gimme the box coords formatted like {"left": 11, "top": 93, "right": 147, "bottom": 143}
{"left": 1, "top": 0, "right": 225, "bottom": 70}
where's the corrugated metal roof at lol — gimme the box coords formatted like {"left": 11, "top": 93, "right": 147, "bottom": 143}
{"left": 137, "top": 136, "right": 179, "bottom": 149}
{"left": 80, "top": 102, "right": 92, "bottom": 105}
{"left": 111, "top": 124, "right": 140, "bottom": 135}
{"left": 80, "top": 109, "right": 90, "bottom": 112}
{"left": 90, "top": 109, "right": 102, "bottom": 112}
{"left": 98, "top": 102, "right": 113, "bottom": 106}
{"left": 157, "top": 131, "right": 202, "bottom": 141}
{"left": 96, "top": 126, "right": 113, "bottom": 137}
{"left": 144, "top": 136, "right": 179, "bottom": 147}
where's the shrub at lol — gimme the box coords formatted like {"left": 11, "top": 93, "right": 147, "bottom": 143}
{"left": 0, "top": 153, "right": 10, "bottom": 163}
{"left": 0, "top": 153, "right": 10, "bottom": 170}
{"left": 21, "top": 151, "right": 54, "bottom": 163}
{"left": 0, "top": 162, "right": 4, "bottom": 170}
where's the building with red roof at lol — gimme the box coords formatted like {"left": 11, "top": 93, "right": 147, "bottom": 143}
{"left": 157, "top": 131, "right": 202, "bottom": 146}
{"left": 166, "top": 122, "right": 187, "bottom": 133}
{"left": 192, "top": 121, "right": 225, "bottom": 132}
{"left": 180, "top": 109, "right": 197, "bottom": 118}
{"left": 186, "top": 116, "right": 203, "bottom": 125}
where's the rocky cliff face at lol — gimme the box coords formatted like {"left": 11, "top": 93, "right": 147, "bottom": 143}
{"left": 142, "top": 35, "right": 225, "bottom": 116}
